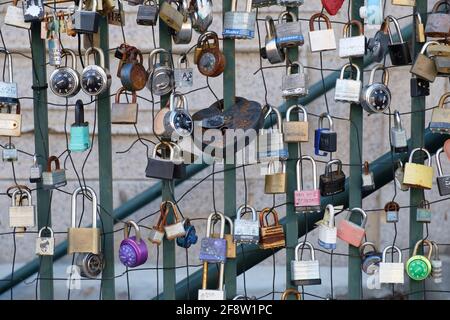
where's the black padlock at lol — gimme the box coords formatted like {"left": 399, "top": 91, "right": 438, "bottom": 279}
{"left": 72, "top": 0, "right": 100, "bottom": 34}
{"left": 318, "top": 113, "right": 337, "bottom": 153}
{"left": 145, "top": 142, "right": 176, "bottom": 180}
{"left": 387, "top": 16, "right": 412, "bottom": 66}
{"left": 136, "top": 1, "right": 159, "bottom": 26}
{"left": 319, "top": 159, "right": 346, "bottom": 197}
{"left": 410, "top": 77, "right": 430, "bottom": 97}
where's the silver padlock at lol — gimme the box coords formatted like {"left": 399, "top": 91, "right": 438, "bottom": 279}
{"left": 430, "top": 241, "right": 442, "bottom": 284}
{"left": 291, "top": 241, "right": 321, "bottom": 286}
{"left": 275, "top": 11, "right": 304, "bottom": 49}
{"left": 334, "top": 63, "right": 362, "bottom": 103}
{"left": 394, "top": 160, "right": 409, "bottom": 191}
{"left": 233, "top": 204, "right": 259, "bottom": 244}
{"left": 2, "top": 143, "right": 18, "bottom": 162}
{"left": 379, "top": 245, "right": 404, "bottom": 284}
{"left": 339, "top": 20, "right": 366, "bottom": 58}
{"left": 9, "top": 189, "right": 35, "bottom": 228}
{"left": 147, "top": 48, "right": 174, "bottom": 96}
{"left": 361, "top": 161, "right": 375, "bottom": 191}
{"left": 174, "top": 55, "right": 193, "bottom": 88}
{"left": 308, "top": 13, "right": 336, "bottom": 52}
{"left": 0, "top": 49, "right": 19, "bottom": 107}
{"left": 191, "top": 0, "right": 213, "bottom": 34}
{"left": 281, "top": 61, "right": 308, "bottom": 98}
{"left": 261, "top": 16, "right": 285, "bottom": 64}
{"left": 42, "top": 156, "right": 67, "bottom": 190}
{"left": 72, "top": 0, "right": 100, "bottom": 34}
{"left": 172, "top": 1, "right": 192, "bottom": 44}
{"left": 163, "top": 201, "right": 186, "bottom": 240}
{"left": 258, "top": 106, "right": 288, "bottom": 161}
{"left": 30, "top": 154, "right": 42, "bottom": 183}
{"left": 5, "top": 0, "right": 31, "bottom": 29}
{"left": 390, "top": 110, "right": 408, "bottom": 153}
{"left": 48, "top": 20, "right": 62, "bottom": 67}
{"left": 317, "top": 204, "right": 337, "bottom": 250}
{"left": 223, "top": 0, "right": 256, "bottom": 39}
{"left": 36, "top": 227, "right": 55, "bottom": 256}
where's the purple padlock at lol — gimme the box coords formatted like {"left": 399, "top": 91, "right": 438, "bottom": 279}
{"left": 119, "top": 220, "right": 148, "bottom": 268}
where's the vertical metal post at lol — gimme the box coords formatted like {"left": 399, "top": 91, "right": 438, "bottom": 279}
{"left": 159, "top": 0, "right": 176, "bottom": 300}
{"left": 409, "top": 2, "right": 427, "bottom": 300}
{"left": 347, "top": 0, "right": 364, "bottom": 300}
{"left": 31, "top": 22, "right": 53, "bottom": 300}
{"left": 223, "top": 0, "right": 237, "bottom": 299}
{"left": 97, "top": 17, "right": 115, "bottom": 299}
{"left": 284, "top": 6, "right": 299, "bottom": 297}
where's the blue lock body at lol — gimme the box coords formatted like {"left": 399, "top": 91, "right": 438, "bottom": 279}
{"left": 69, "top": 100, "right": 90, "bottom": 152}
{"left": 176, "top": 219, "right": 198, "bottom": 249}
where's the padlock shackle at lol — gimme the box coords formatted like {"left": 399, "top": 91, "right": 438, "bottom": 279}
{"left": 74, "top": 99, "right": 85, "bottom": 125}
{"left": 286, "top": 61, "right": 304, "bottom": 76}
{"left": 318, "top": 112, "right": 334, "bottom": 131}
{"left": 177, "top": 54, "right": 189, "bottom": 68}
{"left": 278, "top": 11, "right": 296, "bottom": 24}
{"left": 286, "top": 104, "right": 307, "bottom": 122}
{"left": 85, "top": 47, "right": 105, "bottom": 69}
{"left": 114, "top": 87, "right": 137, "bottom": 104}
{"left": 206, "top": 211, "right": 225, "bottom": 238}
{"left": 393, "top": 110, "right": 403, "bottom": 130}
{"left": 0, "top": 48, "right": 13, "bottom": 83}
{"left": 412, "top": 239, "right": 433, "bottom": 260}
{"left": 281, "top": 288, "right": 301, "bottom": 300}
{"left": 155, "top": 202, "right": 169, "bottom": 229}
{"left": 369, "top": 64, "right": 389, "bottom": 86}
{"left": 384, "top": 201, "right": 400, "bottom": 213}
{"left": 408, "top": 147, "right": 432, "bottom": 167}
{"left": 267, "top": 160, "right": 285, "bottom": 175}
{"left": 61, "top": 48, "right": 77, "bottom": 70}
{"left": 324, "top": 204, "right": 335, "bottom": 228}
{"left": 259, "top": 207, "right": 280, "bottom": 228}
{"left": 201, "top": 260, "right": 225, "bottom": 291}
{"left": 197, "top": 31, "right": 219, "bottom": 48}
{"left": 152, "top": 141, "right": 174, "bottom": 160}
{"left": 71, "top": 186, "right": 98, "bottom": 229}
{"left": 11, "top": 188, "right": 32, "bottom": 206}
{"left": 266, "top": 106, "right": 283, "bottom": 132}
{"left": 386, "top": 15, "right": 404, "bottom": 44}
{"left": 339, "top": 63, "right": 360, "bottom": 81}
{"left": 420, "top": 41, "right": 441, "bottom": 55}
{"left": 162, "top": 200, "right": 183, "bottom": 223}
{"left": 324, "top": 159, "right": 342, "bottom": 176}
{"left": 38, "top": 226, "right": 54, "bottom": 238}
{"left": 359, "top": 241, "right": 378, "bottom": 258}
{"left": 46, "top": 155, "right": 61, "bottom": 171}
{"left": 381, "top": 245, "right": 402, "bottom": 263}
{"left": 347, "top": 207, "right": 368, "bottom": 228}
{"left": 5, "top": 142, "right": 15, "bottom": 149}
{"left": 436, "top": 147, "right": 445, "bottom": 176}
{"left": 432, "top": 0, "right": 450, "bottom": 13}
{"left": 169, "top": 91, "right": 188, "bottom": 112}
{"left": 294, "top": 240, "right": 315, "bottom": 261}
{"left": 296, "top": 155, "right": 317, "bottom": 190}
{"left": 418, "top": 199, "right": 431, "bottom": 210}
{"left": 343, "top": 19, "right": 364, "bottom": 37}
{"left": 431, "top": 240, "right": 440, "bottom": 260}
{"left": 33, "top": 154, "right": 38, "bottom": 166}
{"left": 236, "top": 204, "right": 257, "bottom": 222}
{"left": 264, "top": 16, "right": 276, "bottom": 39}
{"left": 438, "top": 92, "right": 450, "bottom": 109}
{"left": 415, "top": 12, "right": 423, "bottom": 26}
{"left": 148, "top": 48, "right": 172, "bottom": 71}
{"left": 309, "top": 12, "right": 332, "bottom": 31}
{"left": 123, "top": 220, "right": 142, "bottom": 243}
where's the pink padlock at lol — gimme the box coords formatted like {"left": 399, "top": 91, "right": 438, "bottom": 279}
{"left": 337, "top": 207, "right": 367, "bottom": 247}
{"left": 294, "top": 155, "right": 321, "bottom": 213}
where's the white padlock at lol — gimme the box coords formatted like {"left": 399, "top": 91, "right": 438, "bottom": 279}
{"left": 334, "top": 63, "right": 362, "bottom": 103}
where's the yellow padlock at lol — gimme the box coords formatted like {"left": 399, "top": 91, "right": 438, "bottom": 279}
{"left": 403, "top": 148, "right": 433, "bottom": 190}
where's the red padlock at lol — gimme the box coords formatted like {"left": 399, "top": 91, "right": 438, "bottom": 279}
{"left": 321, "top": 0, "right": 345, "bottom": 16}
{"left": 337, "top": 208, "right": 367, "bottom": 247}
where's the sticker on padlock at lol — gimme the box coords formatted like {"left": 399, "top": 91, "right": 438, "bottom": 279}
{"left": 294, "top": 156, "right": 320, "bottom": 213}
{"left": 234, "top": 204, "right": 259, "bottom": 244}
{"left": 317, "top": 204, "right": 337, "bottom": 250}
{"left": 291, "top": 241, "right": 321, "bottom": 286}
{"left": 223, "top": 0, "right": 256, "bottom": 39}
{"left": 174, "top": 55, "right": 193, "bottom": 88}
{"left": 199, "top": 212, "right": 227, "bottom": 263}
{"left": 36, "top": 227, "right": 55, "bottom": 256}
{"left": 23, "top": 0, "right": 44, "bottom": 22}
{"left": 275, "top": 11, "right": 304, "bottom": 48}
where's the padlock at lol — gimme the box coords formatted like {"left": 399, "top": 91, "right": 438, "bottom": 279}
{"left": 68, "top": 186, "right": 100, "bottom": 254}
{"left": 410, "top": 41, "right": 439, "bottom": 82}
{"left": 339, "top": 20, "right": 366, "bottom": 58}
{"left": 264, "top": 160, "right": 286, "bottom": 194}
{"left": 0, "top": 105, "right": 21, "bottom": 138}
{"left": 72, "top": 0, "right": 100, "bottom": 34}
{"left": 2, "top": 143, "right": 18, "bottom": 162}
{"left": 291, "top": 241, "right": 321, "bottom": 286}
{"left": 36, "top": 227, "right": 55, "bottom": 256}
{"left": 49, "top": 49, "right": 81, "bottom": 98}
{"left": 223, "top": 0, "right": 256, "bottom": 39}
{"left": 195, "top": 31, "right": 225, "bottom": 77}
{"left": 277, "top": 0, "right": 303, "bottom": 6}
{"left": 23, "top": 0, "right": 44, "bottom": 22}
{"left": 283, "top": 104, "right": 308, "bottom": 143}
{"left": 392, "top": 0, "right": 415, "bottom": 6}
{"left": 379, "top": 245, "right": 404, "bottom": 284}
{"left": 252, "top": 0, "right": 277, "bottom": 7}
{"left": 406, "top": 239, "right": 433, "bottom": 281}
{"left": 259, "top": 208, "right": 285, "bottom": 250}
{"left": 111, "top": 88, "right": 138, "bottom": 125}
{"left": 308, "top": 13, "right": 336, "bottom": 52}
{"left": 275, "top": 11, "right": 304, "bottom": 49}
{"left": 294, "top": 156, "right": 321, "bottom": 213}
{"left": 260, "top": 16, "right": 285, "bottom": 64}
{"left": 403, "top": 148, "right": 433, "bottom": 190}
{"left": 384, "top": 201, "right": 400, "bottom": 223}
{"left": 410, "top": 76, "right": 430, "bottom": 98}
{"left": 5, "top": 0, "right": 31, "bottom": 29}
{"left": 334, "top": 63, "right": 362, "bottom": 103}
{"left": 395, "top": 160, "right": 409, "bottom": 191}
{"left": 9, "top": 189, "right": 35, "bottom": 228}
{"left": 258, "top": 106, "right": 288, "bottom": 161}
{"left": 42, "top": 156, "right": 67, "bottom": 190}
{"left": 281, "top": 288, "right": 301, "bottom": 300}
{"left": 425, "top": 0, "right": 450, "bottom": 38}
{"left": 234, "top": 204, "right": 259, "bottom": 244}
{"left": 81, "top": 47, "right": 111, "bottom": 96}
{"left": 314, "top": 113, "right": 337, "bottom": 155}
{"left": 145, "top": 142, "right": 177, "bottom": 180}
{"left": 436, "top": 147, "right": 450, "bottom": 196}
{"left": 0, "top": 49, "right": 19, "bottom": 109}
{"left": 30, "top": 154, "right": 42, "bottom": 183}
{"left": 190, "top": 0, "right": 213, "bottom": 34}
{"left": 176, "top": 219, "right": 198, "bottom": 249}
{"left": 367, "top": 20, "right": 389, "bottom": 62}
{"left": 281, "top": 61, "right": 308, "bottom": 98}
{"left": 317, "top": 204, "right": 337, "bottom": 250}
{"left": 416, "top": 200, "right": 432, "bottom": 223}
{"left": 159, "top": 0, "right": 184, "bottom": 32}
{"left": 172, "top": 1, "right": 192, "bottom": 44}
{"left": 319, "top": 159, "right": 346, "bottom": 196}
{"left": 170, "top": 142, "right": 186, "bottom": 179}
{"left": 360, "top": 242, "right": 382, "bottom": 275}
{"left": 119, "top": 220, "right": 148, "bottom": 268}
{"left": 386, "top": 15, "right": 412, "bottom": 66}
{"left": 148, "top": 203, "right": 168, "bottom": 245}
{"left": 69, "top": 100, "right": 90, "bottom": 152}
{"left": 198, "top": 261, "right": 225, "bottom": 300}
{"left": 390, "top": 111, "right": 408, "bottom": 153}
{"left": 212, "top": 215, "right": 236, "bottom": 259}
{"left": 174, "top": 55, "right": 193, "bottom": 88}
{"left": 360, "top": 64, "right": 391, "bottom": 114}
{"left": 415, "top": 12, "right": 425, "bottom": 43}
{"left": 154, "top": 92, "right": 193, "bottom": 139}
{"left": 361, "top": 161, "right": 375, "bottom": 191}
{"left": 427, "top": 43, "right": 450, "bottom": 76}
{"left": 199, "top": 212, "right": 227, "bottom": 263}
{"left": 337, "top": 207, "right": 367, "bottom": 247}
{"left": 163, "top": 201, "right": 186, "bottom": 240}
{"left": 48, "top": 21, "right": 62, "bottom": 67}
{"left": 120, "top": 47, "right": 147, "bottom": 91}
{"left": 75, "top": 252, "right": 104, "bottom": 279}
{"left": 430, "top": 241, "right": 443, "bottom": 284}
{"left": 146, "top": 48, "right": 174, "bottom": 96}
{"left": 137, "top": 0, "right": 159, "bottom": 26}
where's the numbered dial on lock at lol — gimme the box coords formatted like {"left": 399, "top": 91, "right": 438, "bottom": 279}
{"left": 360, "top": 64, "right": 391, "bottom": 114}
{"left": 81, "top": 47, "right": 111, "bottom": 96}
{"left": 49, "top": 49, "right": 80, "bottom": 97}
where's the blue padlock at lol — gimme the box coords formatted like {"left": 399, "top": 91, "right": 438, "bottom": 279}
{"left": 69, "top": 100, "right": 90, "bottom": 152}
{"left": 176, "top": 219, "right": 198, "bottom": 249}
{"left": 314, "top": 128, "right": 327, "bottom": 156}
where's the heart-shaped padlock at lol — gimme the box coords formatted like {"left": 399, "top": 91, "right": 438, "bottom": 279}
{"left": 321, "top": 0, "right": 345, "bottom": 16}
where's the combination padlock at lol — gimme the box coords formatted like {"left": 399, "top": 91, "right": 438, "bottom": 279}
{"left": 195, "top": 31, "right": 225, "bottom": 77}
{"left": 81, "top": 47, "right": 111, "bottom": 96}
{"left": 75, "top": 253, "right": 104, "bottom": 279}
{"left": 406, "top": 239, "right": 433, "bottom": 281}
{"left": 146, "top": 48, "right": 174, "bottom": 96}
{"left": 119, "top": 220, "right": 148, "bottom": 268}
{"left": 120, "top": 47, "right": 147, "bottom": 92}
{"left": 360, "top": 242, "right": 382, "bottom": 275}
{"left": 360, "top": 64, "right": 391, "bottom": 114}
{"left": 49, "top": 49, "right": 81, "bottom": 98}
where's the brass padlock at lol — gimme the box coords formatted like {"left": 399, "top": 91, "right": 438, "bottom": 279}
{"left": 68, "top": 186, "right": 101, "bottom": 254}
{"left": 428, "top": 43, "right": 450, "bottom": 75}
{"left": 259, "top": 208, "right": 285, "bottom": 250}
{"left": 159, "top": 0, "right": 184, "bottom": 32}
{"left": 111, "top": 87, "right": 138, "bottom": 124}
{"left": 410, "top": 41, "right": 439, "bottom": 82}
{"left": 425, "top": 0, "right": 450, "bottom": 38}
{"left": 283, "top": 104, "right": 308, "bottom": 143}
{"left": 264, "top": 160, "right": 287, "bottom": 194}
{"left": 415, "top": 12, "right": 425, "bottom": 43}
{"left": 430, "top": 92, "right": 450, "bottom": 134}
{"left": 403, "top": 148, "right": 433, "bottom": 190}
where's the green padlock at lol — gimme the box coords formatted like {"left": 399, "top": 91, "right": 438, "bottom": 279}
{"left": 416, "top": 200, "right": 432, "bottom": 223}
{"left": 69, "top": 100, "right": 90, "bottom": 152}
{"left": 406, "top": 239, "right": 433, "bottom": 281}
